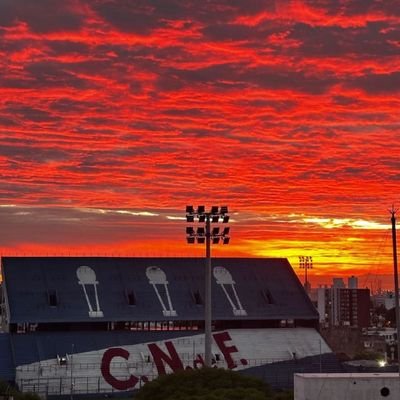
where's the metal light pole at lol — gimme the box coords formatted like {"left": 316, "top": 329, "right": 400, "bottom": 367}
{"left": 186, "top": 205, "right": 230, "bottom": 367}
{"left": 205, "top": 214, "right": 212, "bottom": 368}
{"left": 390, "top": 207, "right": 400, "bottom": 373}
{"left": 70, "top": 343, "right": 74, "bottom": 400}
{"left": 299, "top": 256, "right": 313, "bottom": 294}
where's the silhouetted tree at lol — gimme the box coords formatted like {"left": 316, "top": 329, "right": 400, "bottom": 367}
{"left": 134, "top": 367, "right": 293, "bottom": 400}
{"left": 0, "top": 380, "right": 40, "bottom": 400}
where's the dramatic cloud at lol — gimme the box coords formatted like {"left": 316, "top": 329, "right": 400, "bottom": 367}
{"left": 0, "top": 0, "right": 399, "bottom": 286}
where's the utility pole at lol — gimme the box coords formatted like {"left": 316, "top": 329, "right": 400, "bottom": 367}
{"left": 390, "top": 206, "right": 400, "bottom": 374}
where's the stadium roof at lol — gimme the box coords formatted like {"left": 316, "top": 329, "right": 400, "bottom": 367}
{"left": 1, "top": 257, "right": 318, "bottom": 323}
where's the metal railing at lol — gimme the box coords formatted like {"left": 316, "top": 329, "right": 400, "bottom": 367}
{"left": 16, "top": 354, "right": 339, "bottom": 397}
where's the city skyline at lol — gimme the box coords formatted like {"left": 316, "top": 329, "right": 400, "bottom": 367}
{"left": 0, "top": 1, "right": 399, "bottom": 288}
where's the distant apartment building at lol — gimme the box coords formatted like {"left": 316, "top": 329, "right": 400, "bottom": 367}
{"left": 317, "top": 276, "right": 370, "bottom": 328}
{"left": 372, "top": 291, "right": 400, "bottom": 310}
{"left": 348, "top": 275, "right": 358, "bottom": 289}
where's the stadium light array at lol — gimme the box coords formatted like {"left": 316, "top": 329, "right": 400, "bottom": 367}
{"left": 299, "top": 256, "right": 313, "bottom": 294}
{"left": 185, "top": 205, "right": 230, "bottom": 368}
{"left": 185, "top": 205, "right": 230, "bottom": 245}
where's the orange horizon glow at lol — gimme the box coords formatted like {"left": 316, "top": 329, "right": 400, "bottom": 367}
{"left": 0, "top": 1, "right": 399, "bottom": 290}
{"left": 0, "top": 205, "right": 397, "bottom": 291}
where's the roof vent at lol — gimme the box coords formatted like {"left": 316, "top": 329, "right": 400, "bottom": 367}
{"left": 48, "top": 290, "right": 58, "bottom": 307}
{"left": 262, "top": 288, "right": 274, "bottom": 305}
{"left": 126, "top": 290, "right": 136, "bottom": 306}
{"left": 192, "top": 290, "right": 203, "bottom": 305}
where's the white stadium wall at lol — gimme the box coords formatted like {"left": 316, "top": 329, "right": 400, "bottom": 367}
{"left": 16, "top": 328, "right": 331, "bottom": 396}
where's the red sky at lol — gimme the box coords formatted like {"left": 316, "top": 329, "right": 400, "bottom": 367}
{"left": 0, "top": 0, "right": 399, "bottom": 290}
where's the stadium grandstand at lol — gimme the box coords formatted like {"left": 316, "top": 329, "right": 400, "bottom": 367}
{"left": 0, "top": 257, "right": 341, "bottom": 397}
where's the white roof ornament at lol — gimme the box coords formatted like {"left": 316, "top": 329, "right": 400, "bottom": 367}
{"left": 77, "top": 266, "right": 98, "bottom": 285}
{"left": 213, "top": 266, "right": 235, "bottom": 285}
{"left": 146, "top": 266, "right": 168, "bottom": 284}
{"left": 213, "top": 266, "right": 247, "bottom": 316}
{"left": 76, "top": 266, "right": 103, "bottom": 318}
{"left": 146, "top": 266, "right": 176, "bottom": 317}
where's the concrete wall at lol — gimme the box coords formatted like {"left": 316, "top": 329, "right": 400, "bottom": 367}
{"left": 294, "top": 373, "right": 400, "bottom": 400}
{"left": 320, "top": 327, "right": 364, "bottom": 359}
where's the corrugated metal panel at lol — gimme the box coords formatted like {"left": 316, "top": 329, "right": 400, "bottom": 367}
{"left": 11, "top": 330, "right": 199, "bottom": 366}
{"left": 2, "top": 257, "right": 317, "bottom": 323}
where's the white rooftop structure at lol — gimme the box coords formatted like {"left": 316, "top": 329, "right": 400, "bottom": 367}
{"left": 294, "top": 373, "right": 400, "bottom": 400}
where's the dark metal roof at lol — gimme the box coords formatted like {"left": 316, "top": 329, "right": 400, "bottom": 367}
{"left": 0, "top": 333, "right": 15, "bottom": 381}
{"left": 1, "top": 257, "right": 318, "bottom": 323}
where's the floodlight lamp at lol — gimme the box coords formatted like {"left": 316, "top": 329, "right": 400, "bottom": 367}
{"left": 199, "top": 215, "right": 206, "bottom": 223}
{"left": 212, "top": 227, "right": 220, "bottom": 236}
{"left": 197, "top": 227, "right": 205, "bottom": 236}
{"left": 378, "top": 360, "right": 387, "bottom": 367}
{"left": 186, "top": 215, "right": 194, "bottom": 222}
{"left": 197, "top": 237, "right": 205, "bottom": 244}
{"left": 211, "top": 206, "right": 219, "bottom": 215}
{"left": 220, "top": 206, "right": 228, "bottom": 214}
{"left": 223, "top": 237, "right": 230, "bottom": 245}
{"left": 222, "top": 227, "right": 230, "bottom": 235}
{"left": 186, "top": 227, "right": 195, "bottom": 235}
{"left": 222, "top": 215, "right": 229, "bottom": 223}
{"left": 187, "top": 237, "right": 195, "bottom": 244}
{"left": 212, "top": 237, "right": 220, "bottom": 244}
{"left": 186, "top": 205, "right": 194, "bottom": 214}
{"left": 211, "top": 215, "right": 219, "bottom": 223}
{"left": 197, "top": 205, "right": 205, "bottom": 214}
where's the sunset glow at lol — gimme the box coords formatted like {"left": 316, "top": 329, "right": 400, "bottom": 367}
{"left": 1, "top": 1, "right": 399, "bottom": 289}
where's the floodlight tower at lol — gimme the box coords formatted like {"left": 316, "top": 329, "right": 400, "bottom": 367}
{"left": 186, "top": 205, "right": 230, "bottom": 367}
{"left": 299, "top": 256, "right": 313, "bottom": 294}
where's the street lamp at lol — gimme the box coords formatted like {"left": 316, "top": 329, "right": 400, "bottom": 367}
{"left": 299, "top": 256, "right": 313, "bottom": 294}
{"left": 186, "top": 205, "right": 230, "bottom": 367}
